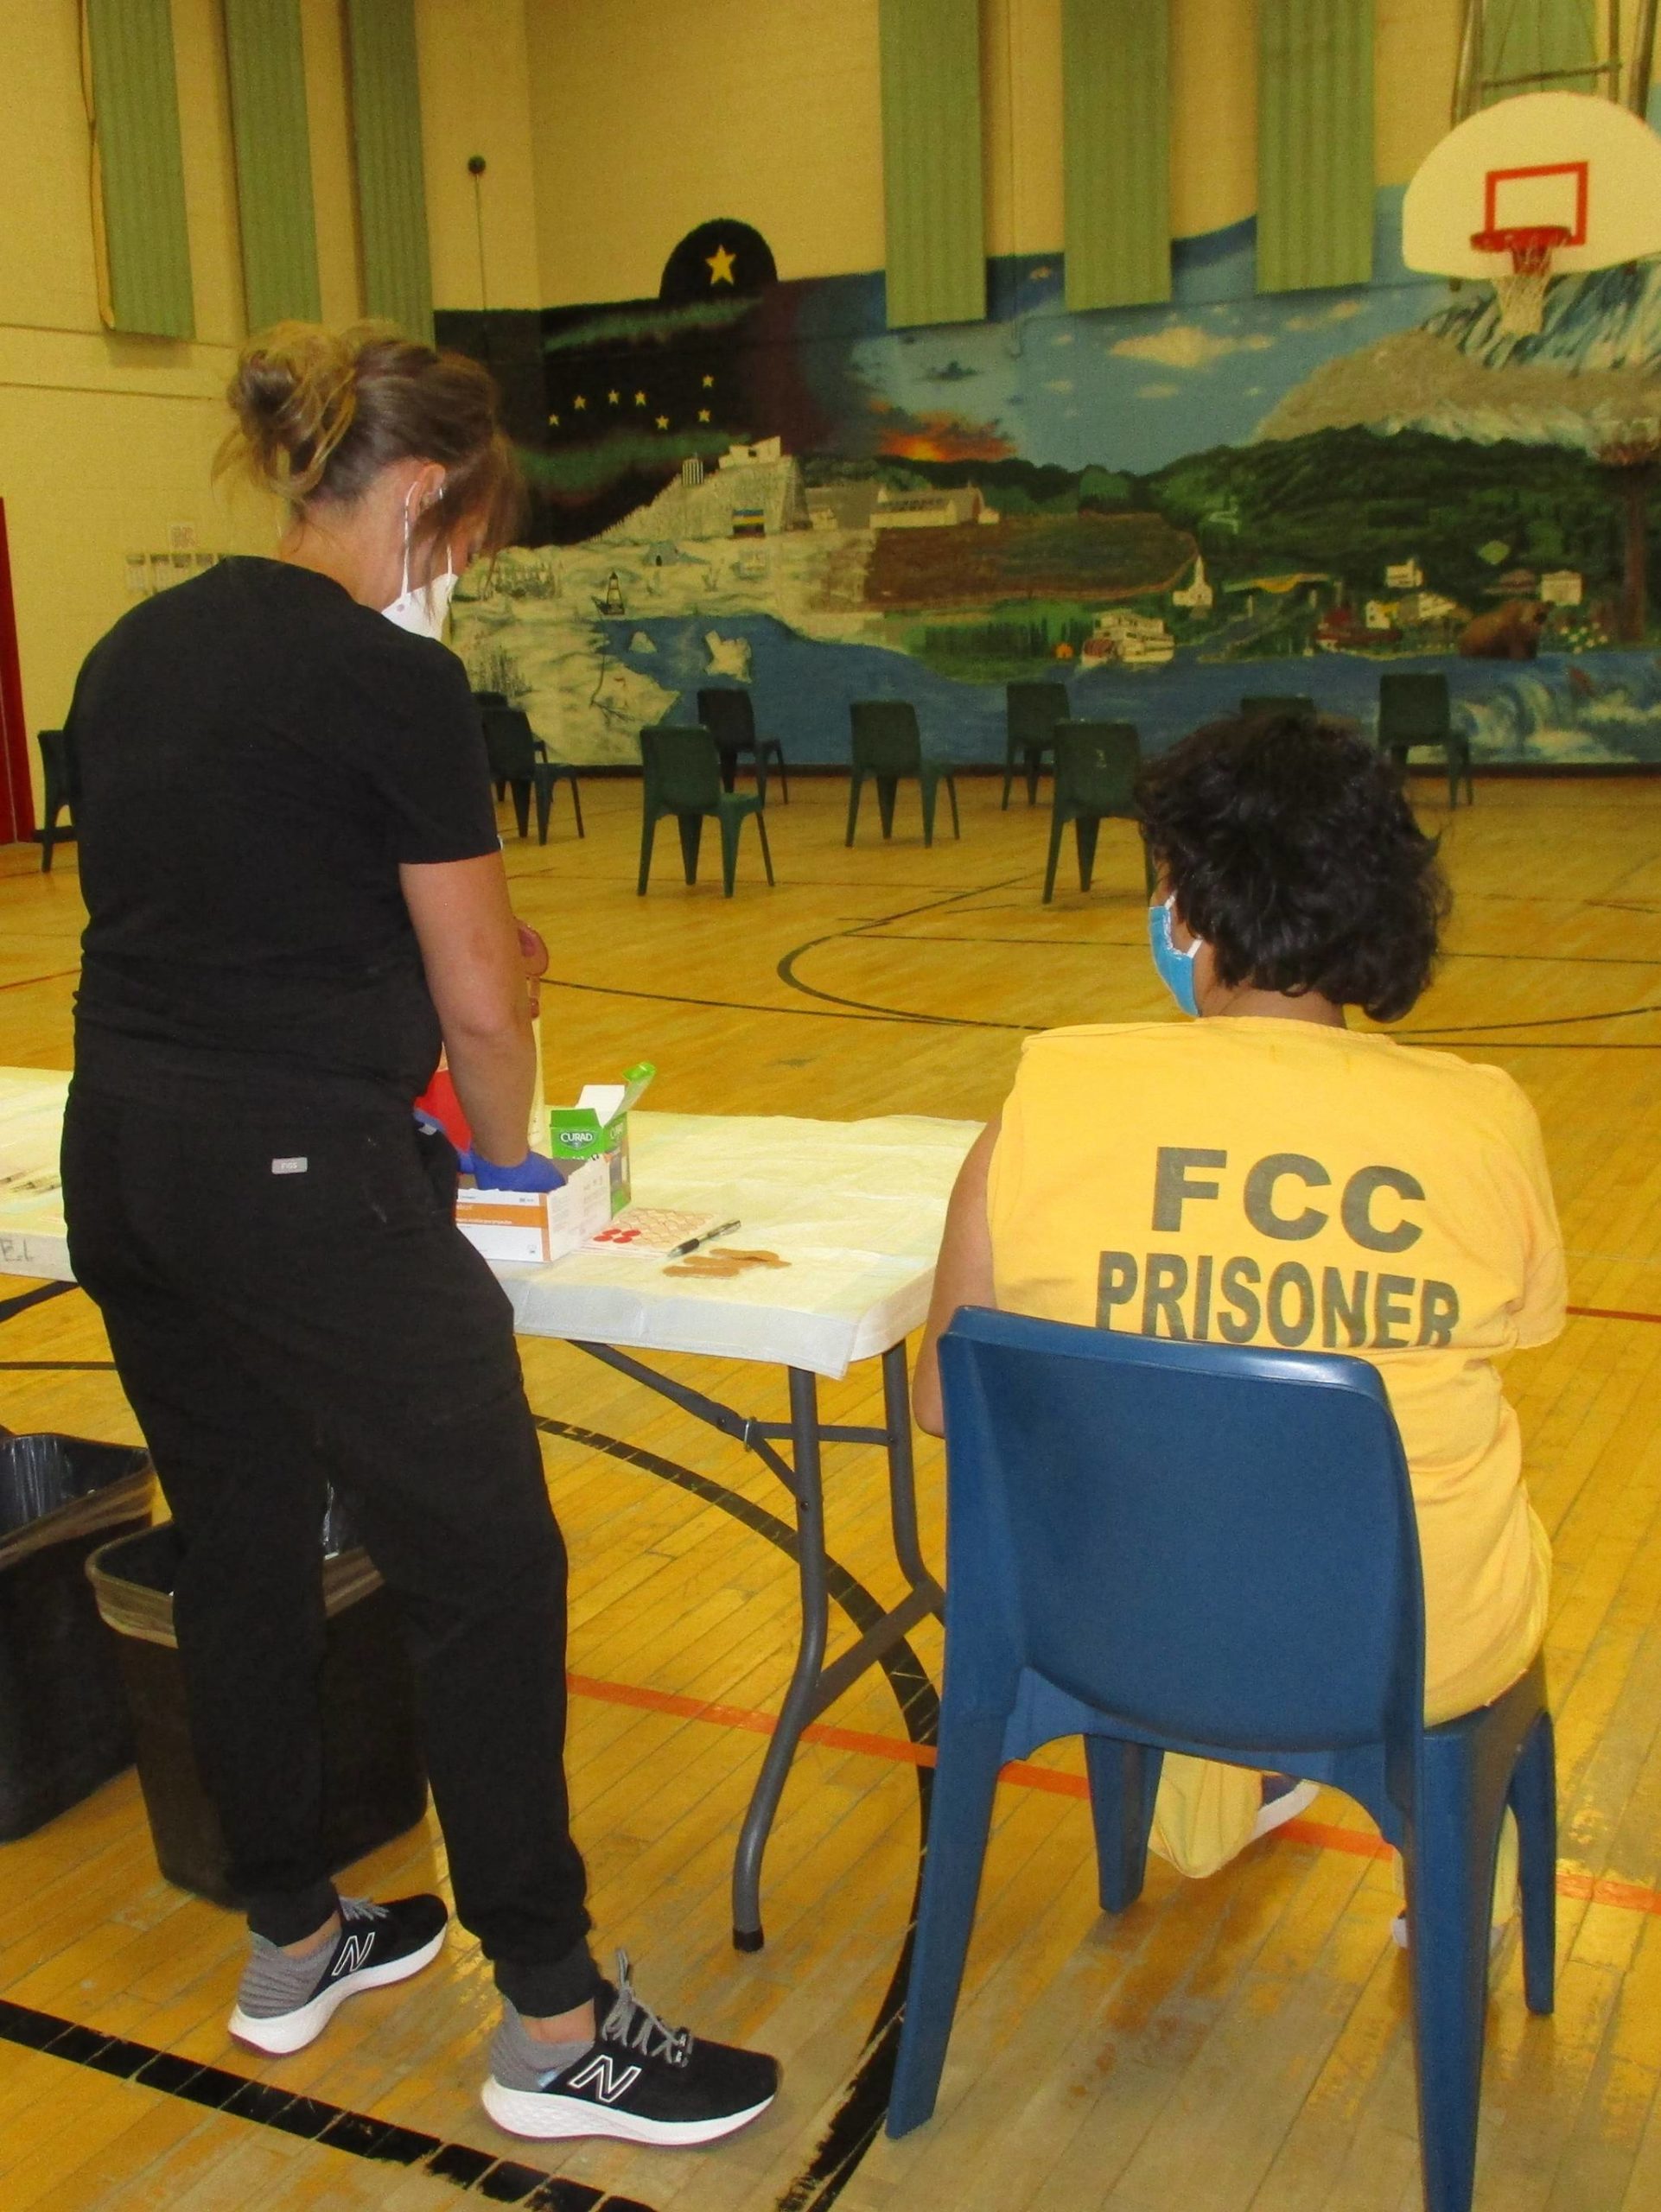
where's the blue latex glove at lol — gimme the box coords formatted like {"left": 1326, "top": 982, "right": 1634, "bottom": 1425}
{"left": 459, "top": 1147, "right": 567, "bottom": 1192}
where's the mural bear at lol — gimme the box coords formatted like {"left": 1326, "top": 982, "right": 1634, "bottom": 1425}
{"left": 1459, "top": 600, "right": 1550, "bottom": 659}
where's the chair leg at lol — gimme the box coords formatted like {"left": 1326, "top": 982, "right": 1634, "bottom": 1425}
{"left": 1403, "top": 1742, "right": 1517, "bottom": 2212}
{"left": 886, "top": 1714, "right": 1008, "bottom": 2139}
{"left": 678, "top": 813, "right": 703, "bottom": 885}
{"left": 773, "top": 743, "right": 789, "bottom": 803}
{"left": 718, "top": 748, "right": 738, "bottom": 794}
{"left": 510, "top": 779, "right": 531, "bottom": 839}
{"left": 877, "top": 776, "right": 899, "bottom": 840}
{"left": 1509, "top": 1710, "right": 1556, "bottom": 2018}
{"left": 755, "top": 810, "right": 775, "bottom": 887}
{"left": 945, "top": 772, "right": 960, "bottom": 838}
{"left": 1042, "top": 810, "right": 1066, "bottom": 904}
{"left": 1075, "top": 815, "right": 1100, "bottom": 893}
{"left": 920, "top": 774, "right": 937, "bottom": 849}
{"left": 533, "top": 771, "right": 553, "bottom": 845}
{"left": 1025, "top": 746, "right": 1041, "bottom": 807}
{"left": 568, "top": 772, "right": 585, "bottom": 837}
{"left": 1001, "top": 740, "right": 1016, "bottom": 810}
{"left": 845, "top": 770, "right": 863, "bottom": 847}
{"left": 1084, "top": 1736, "right": 1163, "bottom": 1913}
{"left": 636, "top": 811, "right": 656, "bottom": 895}
{"left": 719, "top": 812, "right": 740, "bottom": 897}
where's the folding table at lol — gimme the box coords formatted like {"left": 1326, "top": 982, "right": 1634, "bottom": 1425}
{"left": 0, "top": 1071, "right": 978, "bottom": 1947}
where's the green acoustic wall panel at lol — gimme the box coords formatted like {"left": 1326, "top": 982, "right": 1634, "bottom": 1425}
{"left": 85, "top": 0, "right": 195, "bottom": 339}
{"left": 879, "top": 0, "right": 985, "bottom": 328}
{"left": 225, "top": 0, "right": 321, "bottom": 332}
{"left": 1064, "top": 0, "right": 1171, "bottom": 311}
{"left": 1483, "top": 0, "right": 1599, "bottom": 100}
{"left": 1257, "top": 0, "right": 1376, "bottom": 295}
{"left": 345, "top": 0, "right": 433, "bottom": 341}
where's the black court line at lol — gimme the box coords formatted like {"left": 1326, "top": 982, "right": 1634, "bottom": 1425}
{"left": 0, "top": 1998, "right": 653, "bottom": 2209}
{"left": 0, "top": 1280, "right": 75, "bottom": 1325}
{"left": 856, "top": 931, "right": 1661, "bottom": 971}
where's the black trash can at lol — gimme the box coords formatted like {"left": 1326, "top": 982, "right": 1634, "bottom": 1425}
{"left": 0, "top": 1427, "right": 154, "bottom": 1840}
{"left": 86, "top": 1526, "right": 429, "bottom": 1907}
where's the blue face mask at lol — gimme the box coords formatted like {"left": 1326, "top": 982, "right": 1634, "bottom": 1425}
{"left": 1148, "top": 895, "right": 1203, "bottom": 1017}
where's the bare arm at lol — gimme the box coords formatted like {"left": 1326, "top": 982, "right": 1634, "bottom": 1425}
{"left": 913, "top": 1117, "right": 1000, "bottom": 1436}
{"left": 401, "top": 854, "right": 536, "bottom": 1166}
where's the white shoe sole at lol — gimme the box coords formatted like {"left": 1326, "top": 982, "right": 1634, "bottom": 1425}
{"left": 480, "top": 2076, "right": 774, "bottom": 2145}
{"left": 1251, "top": 1779, "right": 1320, "bottom": 1842}
{"left": 228, "top": 1927, "right": 447, "bottom": 2056}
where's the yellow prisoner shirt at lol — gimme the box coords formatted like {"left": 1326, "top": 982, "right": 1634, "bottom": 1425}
{"left": 986, "top": 1018, "right": 1566, "bottom": 1725}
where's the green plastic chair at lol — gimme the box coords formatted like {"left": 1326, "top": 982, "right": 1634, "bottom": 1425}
{"left": 1240, "top": 694, "right": 1317, "bottom": 721}
{"left": 1002, "top": 681, "right": 1068, "bottom": 809}
{"left": 1043, "top": 722, "right": 1154, "bottom": 904}
{"left": 35, "top": 728, "right": 79, "bottom": 874}
{"left": 1378, "top": 672, "right": 1473, "bottom": 806}
{"left": 696, "top": 688, "right": 789, "bottom": 804}
{"left": 637, "top": 726, "right": 773, "bottom": 896}
{"left": 846, "top": 701, "right": 960, "bottom": 848}
{"left": 480, "top": 706, "right": 584, "bottom": 842}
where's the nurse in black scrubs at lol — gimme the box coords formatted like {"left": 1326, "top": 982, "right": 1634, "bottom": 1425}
{"left": 61, "top": 322, "right": 776, "bottom": 2146}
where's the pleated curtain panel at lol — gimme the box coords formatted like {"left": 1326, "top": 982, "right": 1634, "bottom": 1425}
{"left": 224, "top": 0, "right": 323, "bottom": 331}
{"left": 1481, "top": 0, "right": 1600, "bottom": 101}
{"left": 83, "top": 0, "right": 195, "bottom": 339}
{"left": 345, "top": 0, "right": 435, "bottom": 343}
{"left": 1063, "top": 0, "right": 1172, "bottom": 311}
{"left": 879, "top": 0, "right": 987, "bottom": 328}
{"left": 1257, "top": 0, "right": 1376, "bottom": 294}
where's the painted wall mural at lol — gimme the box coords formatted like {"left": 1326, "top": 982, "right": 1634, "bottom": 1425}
{"left": 441, "top": 200, "right": 1661, "bottom": 768}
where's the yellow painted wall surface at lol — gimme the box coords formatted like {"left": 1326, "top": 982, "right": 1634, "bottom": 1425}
{"left": 0, "top": 0, "right": 274, "bottom": 795}
{"left": 525, "top": 0, "right": 886, "bottom": 305}
{"left": 301, "top": 0, "right": 365, "bottom": 327}
{"left": 417, "top": 0, "right": 544, "bottom": 312}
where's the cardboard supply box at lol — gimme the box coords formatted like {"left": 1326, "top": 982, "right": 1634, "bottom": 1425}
{"left": 455, "top": 1157, "right": 611, "bottom": 1265}
{"left": 548, "top": 1062, "right": 655, "bottom": 1217}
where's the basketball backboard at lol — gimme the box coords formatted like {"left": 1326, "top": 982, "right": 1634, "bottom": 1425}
{"left": 1403, "top": 91, "right": 1661, "bottom": 281}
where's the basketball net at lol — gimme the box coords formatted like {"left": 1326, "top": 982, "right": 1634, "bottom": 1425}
{"left": 1469, "top": 224, "right": 1570, "bottom": 337}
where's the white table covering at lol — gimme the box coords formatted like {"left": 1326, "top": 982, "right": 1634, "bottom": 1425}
{"left": 0, "top": 1073, "right": 979, "bottom": 1379}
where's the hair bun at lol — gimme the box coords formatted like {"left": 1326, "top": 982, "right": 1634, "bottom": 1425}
{"left": 221, "top": 322, "right": 360, "bottom": 499}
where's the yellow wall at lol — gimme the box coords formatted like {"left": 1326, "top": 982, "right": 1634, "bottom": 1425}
{"left": 417, "top": 0, "right": 544, "bottom": 312}
{"left": 0, "top": 1, "right": 277, "bottom": 795}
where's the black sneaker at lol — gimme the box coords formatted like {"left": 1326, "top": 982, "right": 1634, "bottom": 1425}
{"left": 229, "top": 1894, "right": 449, "bottom": 2056}
{"left": 481, "top": 1952, "right": 779, "bottom": 2145}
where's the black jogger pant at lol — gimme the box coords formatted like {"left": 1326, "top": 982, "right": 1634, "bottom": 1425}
{"left": 61, "top": 1079, "right": 596, "bottom": 2017}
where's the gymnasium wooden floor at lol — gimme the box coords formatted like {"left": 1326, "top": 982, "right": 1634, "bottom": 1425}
{"left": 3, "top": 768, "right": 1661, "bottom": 2212}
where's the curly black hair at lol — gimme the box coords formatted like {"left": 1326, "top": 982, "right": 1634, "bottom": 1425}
{"left": 1136, "top": 713, "right": 1449, "bottom": 1023}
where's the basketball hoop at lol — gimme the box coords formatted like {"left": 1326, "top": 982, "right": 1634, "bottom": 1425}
{"left": 1468, "top": 223, "right": 1571, "bottom": 336}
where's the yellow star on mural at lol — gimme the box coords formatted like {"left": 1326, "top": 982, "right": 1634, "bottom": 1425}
{"left": 633, "top": 391, "right": 646, "bottom": 406}
{"left": 547, "top": 411, "right": 559, "bottom": 426}
{"left": 607, "top": 389, "right": 620, "bottom": 404}
{"left": 697, "top": 409, "right": 711, "bottom": 423}
{"left": 656, "top": 414, "right": 670, "bottom": 429}
{"left": 706, "top": 244, "right": 737, "bottom": 285}
{"left": 701, "top": 372, "right": 716, "bottom": 388}
{"left": 573, "top": 394, "right": 587, "bottom": 410}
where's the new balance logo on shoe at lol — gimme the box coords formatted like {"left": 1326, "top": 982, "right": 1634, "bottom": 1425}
{"left": 564, "top": 2054, "right": 643, "bottom": 2106}
{"left": 330, "top": 1932, "right": 375, "bottom": 1981}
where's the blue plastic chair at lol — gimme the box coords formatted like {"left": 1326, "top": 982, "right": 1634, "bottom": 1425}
{"left": 888, "top": 1311, "right": 1556, "bottom": 2212}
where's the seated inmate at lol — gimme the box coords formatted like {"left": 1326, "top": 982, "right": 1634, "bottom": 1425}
{"left": 915, "top": 713, "right": 1565, "bottom": 1884}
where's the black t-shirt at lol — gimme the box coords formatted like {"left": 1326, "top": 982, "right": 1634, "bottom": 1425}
{"left": 69, "top": 557, "right": 500, "bottom": 1104}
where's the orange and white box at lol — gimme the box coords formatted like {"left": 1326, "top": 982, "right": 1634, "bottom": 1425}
{"left": 455, "top": 1157, "right": 610, "bottom": 1265}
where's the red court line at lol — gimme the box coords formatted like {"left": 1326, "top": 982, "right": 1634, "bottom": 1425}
{"left": 569, "top": 1669, "right": 1661, "bottom": 1915}
{"left": 1568, "top": 1303, "right": 1661, "bottom": 1325}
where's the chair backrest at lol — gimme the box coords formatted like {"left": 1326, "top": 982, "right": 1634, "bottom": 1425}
{"left": 850, "top": 699, "right": 922, "bottom": 776}
{"left": 480, "top": 706, "right": 538, "bottom": 780}
{"left": 1052, "top": 721, "right": 1140, "bottom": 812}
{"left": 1378, "top": 671, "right": 1452, "bottom": 745}
{"left": 936, "top": 1309, "right": 1425, "bottom": 1755}
{"left": 36, "top": 728, "right": 79, "bottom": 803}
{"left": 1240, "top": 694, "right": 1317, "bottom": 721}
{"left": 640, "top": 724, "right": 723, "bottom": 810}
{"left": 695, "top": 689, "right": 757, "bottom": 748}
{"left": 1006, "top": 681, "right": 1070, "bottom": 747}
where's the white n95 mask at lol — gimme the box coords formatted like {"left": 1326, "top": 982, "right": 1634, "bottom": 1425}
{"left": 382, "top": 493, "right": 457, "bottom": 639}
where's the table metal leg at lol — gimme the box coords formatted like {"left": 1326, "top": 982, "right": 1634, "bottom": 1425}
{"left": 732, "top": 1366, "right": 828, "bottom": 1950}
{"left": 882, "top": 1340, "right": 941, "bottom": 1604}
